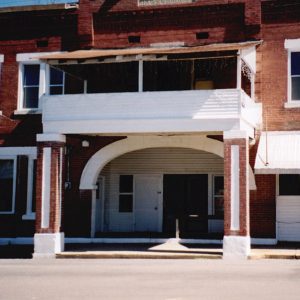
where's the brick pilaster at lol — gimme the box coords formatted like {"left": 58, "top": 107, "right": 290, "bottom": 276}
{"left": 223, "top": 135, "right": 250, "bottom": 237}
{"left": 35, "top": 141, "right": 65, "bottom": 234}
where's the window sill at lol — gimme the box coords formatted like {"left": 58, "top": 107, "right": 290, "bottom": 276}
{"left": 284, "top": 102, "right": 300, "bottom": 108}
{"left": 22, "top": 213, "right": 36, "bottom": 220}
{"left": 0, "top": 211, "right": 15, "bottom": 215}
{"left": 14, "top": 109, "right": 41, "bottom": 115}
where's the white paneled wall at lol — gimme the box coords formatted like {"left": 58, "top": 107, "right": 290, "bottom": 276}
{"left": 99, "top": 147, "right": 223, "bottom": 232}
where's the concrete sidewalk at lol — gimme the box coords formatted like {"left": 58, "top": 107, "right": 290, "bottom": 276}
{"left": 56, "top": 241, "right": 300, "bottom": 260}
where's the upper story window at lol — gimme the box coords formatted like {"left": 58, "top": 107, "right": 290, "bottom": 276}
{"left": 291, "top": 52, "right": 300, "bottom": 101}
{"left": 23, "top": 64, "right": 40, "bottom": 109}
{"left": 16, "top": 52, "right": 84, "bottom": 113}
{"left": 284, "top": 39, "right": 300, "bottom": 108}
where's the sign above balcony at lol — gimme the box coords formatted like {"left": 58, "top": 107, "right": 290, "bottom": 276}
{"left": 38, "top": 41, "right": 262, "bottom": 63}
{"left": 138, "top": 0, "right": 194, "bottom": 6}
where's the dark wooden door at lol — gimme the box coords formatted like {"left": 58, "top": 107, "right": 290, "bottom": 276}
{"left": 163, "top": 174, "right": 208, "bottom": 238}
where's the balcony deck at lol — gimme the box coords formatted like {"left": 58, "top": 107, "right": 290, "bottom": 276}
{"left": 41, "top": 88, "right": 261, "bottom": 137}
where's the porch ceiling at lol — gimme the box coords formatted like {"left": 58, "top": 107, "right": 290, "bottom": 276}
{"left": 38, "top": 41, "right": 262, "bottom": 62}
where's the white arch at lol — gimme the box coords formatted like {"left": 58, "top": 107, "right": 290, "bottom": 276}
{"left": 79, "top": 135, "right": 256, "bottom": 190}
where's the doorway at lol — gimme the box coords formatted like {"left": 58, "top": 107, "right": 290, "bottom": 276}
{"left": 164, "top": 174, "right": 208, "bottom": 238}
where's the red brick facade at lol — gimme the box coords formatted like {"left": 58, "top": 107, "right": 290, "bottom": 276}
{"left": 0, "top": 0, "right": 299, "bottom": 242}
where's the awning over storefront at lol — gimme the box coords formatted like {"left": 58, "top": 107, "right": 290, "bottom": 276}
{"left": 38, "top": 41, "right": 261, "bottom": 62}
{"left": 255, "top": 131, "right": 300, "bottom": 174}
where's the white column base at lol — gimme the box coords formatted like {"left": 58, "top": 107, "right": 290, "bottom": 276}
{"left": 33, "top": 233, "right": 64, "bottom": 258}
{"left": 223, "top": 235, "right": 251, "bottom": 260}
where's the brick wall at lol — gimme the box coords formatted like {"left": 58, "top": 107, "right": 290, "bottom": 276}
{"left": 0, "top": 0, "right": 299, "bottom": 239}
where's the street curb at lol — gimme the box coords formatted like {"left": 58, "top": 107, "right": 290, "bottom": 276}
{"left": 56, "top": 253, "right": 222, "bottom": 259}
{"left": 249, "top": 254, "right": 300, "bottom": 260}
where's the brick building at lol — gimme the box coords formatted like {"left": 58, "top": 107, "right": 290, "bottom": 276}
{"left": 0, "top": 0, "right": 300, "bottom": 259}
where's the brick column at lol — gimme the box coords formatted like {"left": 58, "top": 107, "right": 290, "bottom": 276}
{"left": 223, "top": 130, "right": 250, "bottom": 259}
{"left": 78, "top": 0, "right": 94, "bottom": 48}
{"left": 33, "top": 134, "right": 66, "bottom": 258}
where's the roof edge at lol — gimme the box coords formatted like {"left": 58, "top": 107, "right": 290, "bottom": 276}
{"left": 0, "top": 3, "right": 78, "bottom": 13}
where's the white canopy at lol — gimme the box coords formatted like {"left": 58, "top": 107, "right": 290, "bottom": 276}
{"left": 255, "top": 131, "right": 300, "bottom": 174}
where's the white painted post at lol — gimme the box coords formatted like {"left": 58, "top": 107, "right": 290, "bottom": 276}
{"left": 84, "top": 80, "right": 88, "bottom": 94}
{"left": 237, "top": 52, "right": 242, "bottom": 89}
{"left": 25, "top": 158, "right": 34, "bottom": 217}
{"left": 230, "top": 145, "right": 240, "bottom": 231}
{"left": 41, "top": 147, "right": 51, "bottom": 229}
{"left": 176, "top": 218, "right": 179, "bottom": 239}
{"left": 138, "top": 59, "right": 143, "bottom": 92}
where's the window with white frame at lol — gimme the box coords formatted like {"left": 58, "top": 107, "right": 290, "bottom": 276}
{"left": 17, "top": 52, "right": 84, "bottom": 112}
{"left": 17, "top": 53, "right": 47, "bottom": 111}
{"left": 285, "top": 39, "right": 300, "bottom": 107}
{"left": 22, "top": 64, "right": 41, "bottom": 109}
{"left": 0, "top": 147, "right": 37, "bottom": 218}
{"left": 0, "top": 158, "right": 16, "bottom": 214}
{"left": 290, "top": 52, "right": 300, "bottom": 101}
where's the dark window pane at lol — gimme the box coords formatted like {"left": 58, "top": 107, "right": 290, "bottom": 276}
{"left": 119, "top": 195, "right": 133, "bottom": 212}
{"left": 0, "top": 160, "right": 14, "bottom": 212}
{"left": 87, "top": 62, "right": 138, "bottom": 93}
{"left": 119, "top": 175, "right": 133, "bottom": 193}
{"left": 143, "top": 60, "right": 192, "bottom": 91}
{"left": 292, "top": 77, "right": 300, "bottom": 100}
{"left": 214, "top": 176, "right": 224, "bottom": 195}
{"left": 23, "top": 87, "right": 39, "bottom": 108}
{"left": 50, "top": 67, "right": 63, "bottom": 85}
{"left": 291, "top": 52, "right": 300, "bottom": 75}
{"left": 279, "top": 174, "right": 300, "bottom": 195}
{"left": 50, "top": 86, "right": 63, "bottom": 95}
{"left": 23, "top": 65, "right": 40, "bottom": 85}
{"left": 65, "top": 74, "right": 84, "bottom": 94}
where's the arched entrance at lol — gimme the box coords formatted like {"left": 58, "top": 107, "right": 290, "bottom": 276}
{"left": 80, "top": 135, "right": 256, "bottom": 238}
{"left": 97, "top": 147, "right": 224, "bottom": 238}
{"left": 80, "top": 135, "right": 256, "bottom": 190}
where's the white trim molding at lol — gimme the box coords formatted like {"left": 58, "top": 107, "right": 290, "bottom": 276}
{"left": 0, "top": 54, "right": 4, "bottom": 63}
{"left": 284, "top": 39, "right": 300, "bottom": 51}
{"left": 37, "top": 133, "right": 66, "bottom": 143}
{"left": 0, "top": 146, "right": 37, "bottom": 158}
{"left": 16, "top": 52, "right": 63, "bottom": 62}
{"left": 0, "top": 236, "right": 278, "bottom": 246}
{"left": 224, "top": 130, "right": 248, "bottom": 140}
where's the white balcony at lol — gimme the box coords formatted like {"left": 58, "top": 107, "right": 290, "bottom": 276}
{"left": 41, "top": 89, "right": 261, "bottom": 137}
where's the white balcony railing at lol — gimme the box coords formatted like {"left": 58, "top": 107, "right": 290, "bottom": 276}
{"left": 41, "top": 89, "right": 262, "bottom": 136}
